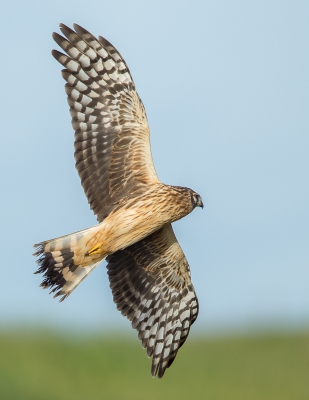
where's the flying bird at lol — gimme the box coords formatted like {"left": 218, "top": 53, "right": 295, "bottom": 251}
{"left": 34, "top": 23, "right": 203, "bottom": 378}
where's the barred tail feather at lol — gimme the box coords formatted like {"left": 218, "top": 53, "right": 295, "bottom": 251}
{"left": 34, "top": 225, "right": 105, "bottom": 301}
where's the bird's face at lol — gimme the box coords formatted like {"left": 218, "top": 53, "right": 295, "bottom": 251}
{"left": 191, "top": 191, "right": 204, "bottom": 209}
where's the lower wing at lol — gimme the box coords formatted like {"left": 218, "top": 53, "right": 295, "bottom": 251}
{"left": 106, "top": 223, "right": 199, "bottom": 378}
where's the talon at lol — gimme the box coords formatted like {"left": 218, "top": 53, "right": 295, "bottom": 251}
{"left": 86, "top": 243, "right": 103, "bottom": 256}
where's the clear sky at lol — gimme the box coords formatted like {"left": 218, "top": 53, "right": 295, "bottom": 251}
{"left": 0, "top": 0, "right": 308, "bottom": 335}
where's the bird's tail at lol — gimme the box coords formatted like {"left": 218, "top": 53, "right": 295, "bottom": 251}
{"left": 33, "top": 224, "right": 107, "bottom": 301}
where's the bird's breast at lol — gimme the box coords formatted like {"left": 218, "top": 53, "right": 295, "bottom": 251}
{"left": 101, "top": 187, "right": 191, "bottom": 253}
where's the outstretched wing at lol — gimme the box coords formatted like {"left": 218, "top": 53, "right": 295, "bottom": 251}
{"left": 106, "top": 224, "right": 199, "bottom": 378}
{"left": 52, "top": 24, "right": 158, "bottom": 222}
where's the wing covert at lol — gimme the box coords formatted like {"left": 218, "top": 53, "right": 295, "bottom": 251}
{"left": 106, "top": 224, "right": 199, "bottom": 378}
{"left": 53, "top": 24, "right": 158, "bottom": 221}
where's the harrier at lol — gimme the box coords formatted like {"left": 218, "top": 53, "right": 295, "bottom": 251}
{"left": 34, "top": 24, "right": 203, "bottom": 378}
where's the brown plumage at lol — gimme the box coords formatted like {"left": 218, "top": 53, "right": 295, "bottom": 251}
{"left": 34, "top": 23, "right": 203, "bottom": 378}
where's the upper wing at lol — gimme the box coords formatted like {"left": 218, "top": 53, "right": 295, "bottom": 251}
{"left": 52, "top": 24, "right": 158, "bottom": 222}
{"left": 106, "top": 224, "right": 199, "bottom": 378}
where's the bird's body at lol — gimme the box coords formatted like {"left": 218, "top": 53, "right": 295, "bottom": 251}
{"left": 99, "top": 184, "right": 195, "bottom": 254}
{"left": 34, "top": 24, "right": 203, "bottom": 378}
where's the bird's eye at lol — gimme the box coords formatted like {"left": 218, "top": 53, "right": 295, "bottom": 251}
{"left": 193, "top": 194, "right": 198, "bottom": 203}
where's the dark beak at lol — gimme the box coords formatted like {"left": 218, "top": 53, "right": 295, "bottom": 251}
{"left": 197, "top": 198, "right": 204, "bottom": 209}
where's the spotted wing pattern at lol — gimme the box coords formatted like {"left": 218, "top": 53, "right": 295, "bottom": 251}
{"left": 106, "top": 224, "right": 199, "bottom": 378}
{"left": 53, "top": 24, "right": 158, "bottom": 222}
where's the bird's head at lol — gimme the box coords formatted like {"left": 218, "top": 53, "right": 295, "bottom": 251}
{"left": 190, "top": 191, "right": 204, "bottom": 209}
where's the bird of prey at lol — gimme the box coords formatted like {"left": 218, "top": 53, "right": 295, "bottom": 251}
{"left": 34, "top": 23, "right": 203, "bottom": 378}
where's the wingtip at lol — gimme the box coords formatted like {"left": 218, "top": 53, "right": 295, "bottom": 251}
{"left": 157, "top": 372, "right": 164, "bottom": 379}
{"left": 151, "top": 359, "right": 167, "bottom": 379}
{"left": 73, "top": 22, "right": 80, "bottom": 31}
{"left": 151, "top": 361, "right": 159, "bottom": 378}
{"left": 51, "top": 49, "right": 62, "bottom": 60}
{"left": 73, "top": 23, "right": 92, "bottom": 38}
{"left": 52, "top": 31, "right": 60, "bottom": 42}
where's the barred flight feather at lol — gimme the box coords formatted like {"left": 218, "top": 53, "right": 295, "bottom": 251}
{"left": 52, "top": 23, "right": 157, "bottom": 223}
{"left": 106, "top": 224, "right": 198, "bottom": 378}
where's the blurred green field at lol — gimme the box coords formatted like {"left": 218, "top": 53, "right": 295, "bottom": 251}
{"left": 0, "top": 330, "right": 308, "bottom": 400}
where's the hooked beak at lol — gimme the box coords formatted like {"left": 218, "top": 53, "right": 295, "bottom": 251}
{"left": 197, "top": 198, "right": 204, "bottom": 209}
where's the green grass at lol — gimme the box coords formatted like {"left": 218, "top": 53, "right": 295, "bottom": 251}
{"left": 0, "top": 330, "right": 308, "bottom": 400}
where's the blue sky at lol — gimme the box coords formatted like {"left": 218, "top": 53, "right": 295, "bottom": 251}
{"left": 0, "top": 0, "right": 308, "bottom": 335}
